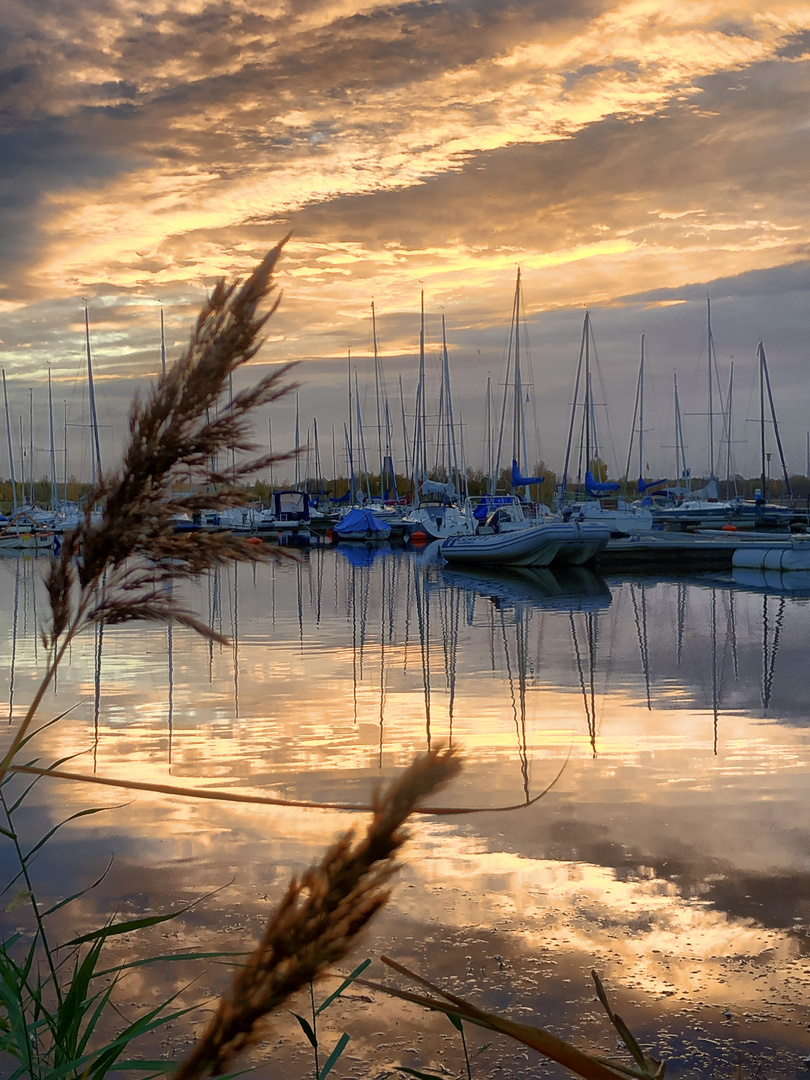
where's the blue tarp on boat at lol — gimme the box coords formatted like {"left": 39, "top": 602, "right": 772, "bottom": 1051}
{"left": 333, "top": 507, "right": 392, "bottom": 539}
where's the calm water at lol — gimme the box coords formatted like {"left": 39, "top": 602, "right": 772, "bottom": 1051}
{"left": 1, "top": 544, "right": 809, "bottom": 1077}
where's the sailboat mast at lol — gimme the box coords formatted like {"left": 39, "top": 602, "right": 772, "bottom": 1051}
{"left": 484, "top": 375, "right": 492, "bottom": 486}
{"left": 160, "top": 306, "right": 167, "bottom": 376}
{"left": 512, "top": 269, "right": 522, "bottom": 470}
{"left": 355, "top": 370, "right": 371, "bottom": 502}
{"left": 707, "top": 298, "right": 714, "bottom": 479}
{"left": 84, "top": 303, "right": 102, "bottom": 485}
{"left": 63, "top": 400, "right": 68, "bottom": 504}
{"left": 758, "top": 340, "right": 792, "bottom": 498}
{"left": 561, "top": 313, "right": 587, "bottom": 497}
{"left": 726, "top": 362, "right": 734, "bottom": 493}
{"left": 347, "top": 350, "right": 355, "bottom": 501}
{"left": 372, "top": 301, "right": 384, "bottom": 495}
{"left": 584, "top": 311, "right": 592, "bottom": 477}
{"left": 419, "top": 291, "right": 427, "bottom": 485}
{"left": 267, "top": 416, "right": 274, "bottom": 493}
{"left": 759, "top": 342, "right": 766, "bottom": 499}
{"left": 2, "top": 369, "right": 17, "bottom": 513}
{"left": 441, "top": 314, "right": 459, "bottom": 492}
{"left": 28, "top": 389, "right": 34, "bottom": 505}
{"left": 398, "top": 375, "right": 411, "bottom": 487}
{"left": 674, "top": 371, "right": 689, "bottom": 490}
{"left": 639, "top": 333, "right": 645, "bottom": 480}
{"left": 48, "top": 368, "right": 58, "bottom": 509}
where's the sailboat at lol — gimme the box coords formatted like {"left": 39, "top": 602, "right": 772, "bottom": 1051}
{"left": 559, "top": 313, "right": 653, "bottom": 537}
{"left": 655, "top": 339, "right": 796, "bottom": 531}
{"left": 402, "top": 301, "right": 472, "bottom": 542}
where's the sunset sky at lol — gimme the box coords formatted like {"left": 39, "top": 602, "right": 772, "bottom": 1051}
{"left": 1, "top": 0, "right": 809, "bottom": 484}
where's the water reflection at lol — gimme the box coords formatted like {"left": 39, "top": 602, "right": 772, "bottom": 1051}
{"left": 0, "top": 548, "right": 809, "bottom": 1076}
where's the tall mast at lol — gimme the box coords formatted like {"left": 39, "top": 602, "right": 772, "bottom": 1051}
{"left": 639, "top": 333, "right": 645, "bottom": 481}
{"left": 160, "top": 306, "right": 167, "bottom": 376}
{"left": 674, "top": 372, "right": 689, "bottom": 491}
{"left": 28, "top": 389, "right": 34, "bottom": 505}
{"left": 398, "top": 375, "right": 411, "bottom": 487}
{"left": 48, "top": 368, "right": 58, "bottom": 509}
{"left": 419, "top": 291, "right": 427, "bottom": 484}
{"left": 294, "top": 393, "right": 300, "bottom": 488}
{"left": 484, "top": 375, "right": 492, "bottom": 485}
{"left": 758, "top": 340, "right": 792, "bottom": 499}
{"left": 725, "top": 362, "right": 734, "bottom": 494}
{"left": 707, "top": 298, "right": 714, "bottom": 479}
{"left": 2, "top": 369, "right": 17, "bottom": 514}
{"left": 84, "top": 302, "right": 103, "bottom": 485}
{"left": 268, "top": 416, "right": 274, "bottom": 493}
{"left": 441, "top": 314, "right": 459, "bottom": 493}
{"left": 512, "top": 268, "right": 522, "bottom": 469}
{"left": 560, "top": 313, "right": 588, "bottom": 497}
{"left": 347, "top": 350, "right": 355, "bottom": 501}
{"left": 584, "top": 310, "right": 592, "bottom": 477}
{"left": 355, "top": 370, "right": 371, "bottom": 502}
{"left": 372, "top": 301, "right": 384, "bottom": 494}
{"left": 63, "top": 400, "right": 68, "bottom": 504}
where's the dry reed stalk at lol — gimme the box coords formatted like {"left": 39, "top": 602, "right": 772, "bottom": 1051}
{"left": 0, "top": 239, "right": 296, "bottom": 783}
{"left": 172, "top": 746, "right": 462, "bottom": 1080}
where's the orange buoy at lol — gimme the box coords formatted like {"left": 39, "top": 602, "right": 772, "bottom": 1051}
{"left": 410, "top": 530, "right": 428, "bottom": 544}
{"left": 247, "top": 535, "right": 263, "bottom": 545}
{"left": 721, "top": 523, "right": 737, "bottom": 531}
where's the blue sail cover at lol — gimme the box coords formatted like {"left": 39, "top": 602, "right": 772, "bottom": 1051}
{"left": 511, "top": 459, "right": 545, "bottom": 487}
{"left": 584, "top": 469, "right": 620, "bottom": 495}
{"left": 637, "top": 476, "right": 666, "bottom": 493}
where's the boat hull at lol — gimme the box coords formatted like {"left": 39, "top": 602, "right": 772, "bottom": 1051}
{"left": 440, "top": 522, "right": 577, "bottom": 567}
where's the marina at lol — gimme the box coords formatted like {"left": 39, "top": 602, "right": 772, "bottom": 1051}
{"left": 1, "top": 544, "right": 808, "bottom": 1077}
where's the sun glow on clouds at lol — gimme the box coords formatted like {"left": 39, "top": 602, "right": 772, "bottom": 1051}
{"left": 25, "top": 0, "right": 809, "bottom": 299}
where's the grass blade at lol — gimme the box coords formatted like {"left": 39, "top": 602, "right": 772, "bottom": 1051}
{"left": 317, "top": 957, "right": 372, "bottom": 1015}
{"left": 319, "top": 1031, "right": 350, "bottom": 1080}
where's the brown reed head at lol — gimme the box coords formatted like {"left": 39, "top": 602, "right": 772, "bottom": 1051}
{"left": 43, "top": 238, "right": 297, "bottom": 648}
{"left": 173, "top": 745, "right": 462, "bottom": 1080}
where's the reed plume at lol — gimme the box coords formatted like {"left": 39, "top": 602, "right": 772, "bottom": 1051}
{"left": 172, "top": 746, "right": 462, "bottom": 1080}
{"left": 0, "top": 237, "right": 296, "bottom": 783}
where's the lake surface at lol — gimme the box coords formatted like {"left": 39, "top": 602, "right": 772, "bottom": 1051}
{"left": 1, "top": 543, "right": 809, "bottom": 1078}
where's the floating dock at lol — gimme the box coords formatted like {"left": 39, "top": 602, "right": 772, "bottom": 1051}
{"left": 596, "top": 530, "right": 803, "bottom": 571}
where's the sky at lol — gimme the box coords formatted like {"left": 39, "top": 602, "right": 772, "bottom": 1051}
{"left": 1, "top": 0, "right": 809, "bottom": 486}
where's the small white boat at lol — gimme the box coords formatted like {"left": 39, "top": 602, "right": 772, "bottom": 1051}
{"left": 402, "top": 502, "right": 472, "bottom": 542}
{"left": 564, "top": 498, "right": 653, "bottom": 537}
{"left": 0, "top": 512, "right": 55, "bottom": 551}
